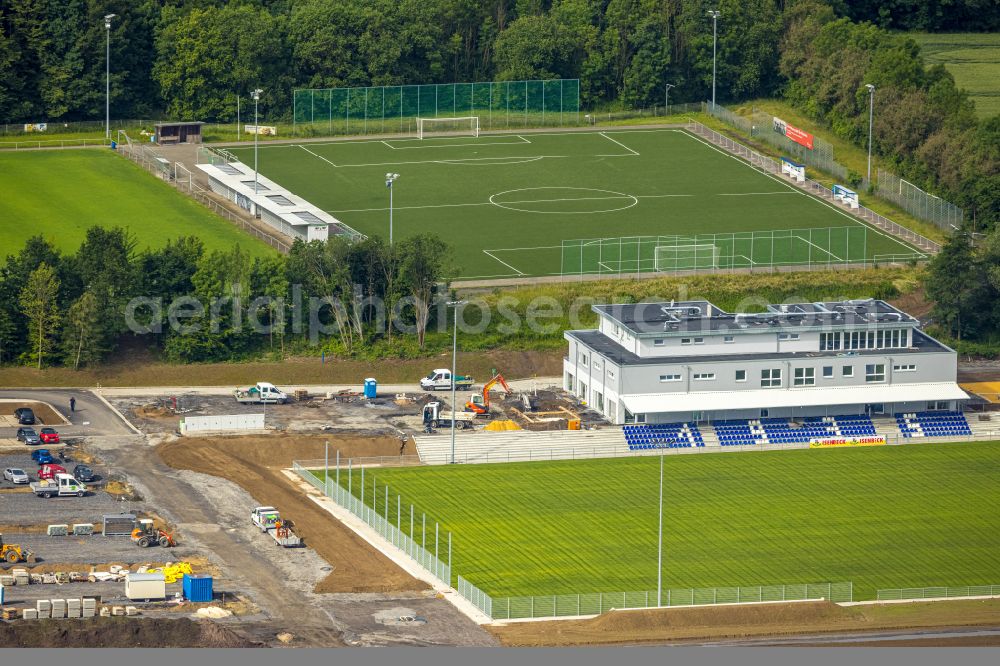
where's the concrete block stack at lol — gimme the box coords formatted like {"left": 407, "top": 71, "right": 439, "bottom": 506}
{"left": 50, "top": 598, "right": 66, "bottom": 619}
{"left": 72, "top": 523, "right": 94, "bottom": 536}
{"left": 111, "top": 606, "right": 125, "bottom": 616}
{"left": 35, "top": 600, "right": 51, "bottom": 619}
{"left": 0, "top": 575, "right": 14, "bottom": 586}
{"left": 66, "top": 598, "right": 82, "bottom": 618}
{"left": 99, "top": 606, "right": 111, "bottom": 617}
{"left": 11, "top": 568, "right": 29, "bottom": 586}
{"left": 22, "top": 609, "right": 38, "bottom": 620}
{"left": 82, "top": 598, "right": 96, "bottom": 618}
{"left": 47, "top": 524, "right": 69, "bottom": 536}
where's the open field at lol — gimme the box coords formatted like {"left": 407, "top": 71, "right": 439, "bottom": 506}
{"left": 912, "top": 33, "right": 1000, "bottom": 119}
{"left": 228, "top": 128, "right": 919, "bottom": 279}
{"left": 321, "top": 441, "right": 1000, "bottom": 601}
{"left": 0, "top": 150, "right": 273, "bottom": 256}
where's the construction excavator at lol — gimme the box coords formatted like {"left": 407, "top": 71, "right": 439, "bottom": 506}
{"left": 466, "top": 373, "right": 511, "bottom": 415}
{"left": 131, "top": 519, "right": 177, "bottom": 548}
{"left": 0, "top": 533, "right": 34, "bottom": 563}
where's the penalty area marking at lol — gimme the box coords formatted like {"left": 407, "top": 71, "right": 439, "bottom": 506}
{"left": 482, "top": 250, "right": 526, "bottom": 276}
{"left": 793, "top": 234, "right": 845, "bottom": 262}
{"left": 599, "top": 132, "right": 640, "bottom": 156}
{"left": 382, "top": 136, "right": 532, "bottom": 150}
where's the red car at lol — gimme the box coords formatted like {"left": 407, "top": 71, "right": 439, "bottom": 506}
{"left": 39, "top": 427, "right": 60, "bottom": 444}
{"left": 38, "top": 464, "right": 68, "bottom": 480}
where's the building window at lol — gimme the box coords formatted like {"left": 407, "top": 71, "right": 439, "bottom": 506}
{"left": 579, "top": 353, "right": 588, "bottom": 367}
{"left": 820, "top": 332, "right": 841, "bottom": 350}
{"left": 613, "top": 324, "right": 620, "bottom": 335}
{"left": 761, "top": 368, "right": 781, "bottom": 387}
{"left": 893, "top": 364, "right": 916, "bottom": 372}
{"left": 735, "top": 369, "right": 747, "bottom": 382}
{"left": 694, "top": 337, "right": 704, "bottom": 344}
{"left": 760, "top": 409, "right": 770, "bottom": 418}
{"left": 595, "top": 392, "right": 604, "bottom": 412}
{"left": 565, "top": 373, "right": 574, "bottom": 392}
{"left": 778, "top": 333, "right": 800, "bottom": 341}
{"left": 580, "top": 381, "right": 588, "bottom": 400}
{"left": 793, "top": 367, "right": 816, "bottom": 386}
{"left": 693, "top": 373, "right": 715, "bottom": 381}
{"left": 624, "top": 409, "right": 645, "bottom": 424}
{"left": 865, "top": 364, "right": 886, "bottom": 383}
{"left": 653, "top": 339, "right": 665, "bottom": 346}
{"left": 927, "top": 401, "right": 948, "bottom": 411}
{"left": 901, "top": 329, "right": 908, "bottom": 347}
{"left": 724, "top": 335, "right": 735, "bottom": 343}
{"left": 608, "top": 369, "right": 615, "bottom": 379}
{"left": 681, "top": 338, "right": 692, "bottom": 345}
{"left": 593, "top": 360, "right": 602, "bottom": 371}
{"left": 823, "top": 366, "right": 833, "bottom": 378}
{"left": 659, "top": 374, "right": 682, "bottom": 382}
{"left": 843, "top": 366, "right": 854, "bottom": 377}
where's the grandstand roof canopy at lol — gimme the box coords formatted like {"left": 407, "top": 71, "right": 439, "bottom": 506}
{"left": 621, "top": 382, "right": 969, "bottom": 415}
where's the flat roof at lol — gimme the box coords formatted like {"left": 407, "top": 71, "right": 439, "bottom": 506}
{"left": 154, "top": 121, "right": 205, "bottom": 127}
{"left": 621, "top": 382, "right": 969, "bottom": 415}
{"left": 567, "top": 328, "right": 952, "bottom": 366}
{"left": 594, "top": 299, "right": 918, "bottom": 336}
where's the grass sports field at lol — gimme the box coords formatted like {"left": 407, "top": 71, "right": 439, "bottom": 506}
{"left": 229, "top": 129, "right": 921, "bottom": 279}
{"left": 0, "top": 149, "right": 273, "bottom": 257}
{"left": 913, "top": 33, "right": 1000, "bottom": 119}
{"left": 316, "top": 441, "right": 1000, "bottom": 601}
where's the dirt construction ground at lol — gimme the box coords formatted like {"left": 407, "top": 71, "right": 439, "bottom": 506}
{"left": 157, "top": 433, "right": 426, "bottom": 595}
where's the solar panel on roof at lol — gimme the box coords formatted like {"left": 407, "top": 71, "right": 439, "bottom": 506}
{"left": 242, "top": 180, "right": 269, "bottom": 191}
{"left": 266, "top": 194, "right": 294, "bottom": 206}
{"left": 215, "top": 164, "right": 244, "bottom": 175}
{"left": 293, "top": 211, "right": 325, "bottom": 224}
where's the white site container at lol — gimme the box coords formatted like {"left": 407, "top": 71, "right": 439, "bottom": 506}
{"left": 125, "top": 573, "right": 166, "bottom": 601}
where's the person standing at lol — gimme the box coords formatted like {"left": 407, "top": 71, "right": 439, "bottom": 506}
{"left": 70, "top": 396, "right": 76, "bottom": 413}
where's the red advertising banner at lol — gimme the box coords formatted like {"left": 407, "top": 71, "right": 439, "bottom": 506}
{"left": 784, "top": 123, "right": 814, "bottom": 150}
{"left": 773, "top": 116, "right": 815, "bottom": 150}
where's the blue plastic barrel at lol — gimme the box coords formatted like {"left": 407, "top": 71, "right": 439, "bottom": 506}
{"left": 364, "top": 378, "right": 377, "bottom": 399}
{"left": 182, "top": 574, "right": 213, "bottom": 602}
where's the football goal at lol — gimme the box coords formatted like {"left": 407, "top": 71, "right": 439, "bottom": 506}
{"left": 654, "top": 244, "right": 721, "bottom": 271}
{"left": 417, "top": 116, "right": 480, "bottom": 139}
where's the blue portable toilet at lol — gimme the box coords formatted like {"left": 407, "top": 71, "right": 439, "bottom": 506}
{"left": 182, "top": 574, "right": 213, "bottom": 602}
{"left": 110, "top": 140, "right": 117, "bottom": 150}
{"left": 363, "top": 378, "right": 377, "bottom": 399}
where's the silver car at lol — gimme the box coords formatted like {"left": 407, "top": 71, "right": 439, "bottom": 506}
{"left": 3, "top": 467, "right": 29, "bottom": 484}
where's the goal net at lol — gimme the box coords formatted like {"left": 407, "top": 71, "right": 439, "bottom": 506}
{"left": 417, "top": 116, "right": 480, "bottom": 139}
{"left": 654, "top": 244, "right": 721, "bottom": 271}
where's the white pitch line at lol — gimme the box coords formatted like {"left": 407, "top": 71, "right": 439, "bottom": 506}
{"left": 716, "top": 191, "right": 797, "bottom": 196}
{"left": 794, "top": 235, "right": 845, "bottom": 262}
{"left": 599, "top": 132, "right": 640, "bottom": 156}
{"left": 327, "top": 201, "right": 491, "bottom": 214}
{"left": 483, "top": 250, "right": 526, "bottom": 275}
{"left": 297, "top": 144, "right": 339, "bottom": 168}
{"left": 385, "top": 138, "right": 533, "bottom": 150}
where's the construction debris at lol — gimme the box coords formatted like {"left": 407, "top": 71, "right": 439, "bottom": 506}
{"left": 196, "top": 606, "right": 233, "bottom": 619}
{"left": 484, "top": 419, "right": 522, "bottom": 432}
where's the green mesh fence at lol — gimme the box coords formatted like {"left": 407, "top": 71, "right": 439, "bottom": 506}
{"left": 293, "top": 79, "right": 580, "bottom": 136}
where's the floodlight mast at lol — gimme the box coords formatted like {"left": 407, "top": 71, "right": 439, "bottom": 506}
{"left": 252, "top": 88, "right": 263, "bottom": 195}
{"left": 865, "top": 84, "right": 876, "bottom": 184}
{"left": 105, "top": 14, "right": 116, "bottom": 140}
{"left": 708, "top": 10, "right": 721, "bottom": 109}
{"left": 664, "top": 83, "right": 675, "bottom": 114}
{"left": 385, "top": 172, "right": 400, "bottom": 244}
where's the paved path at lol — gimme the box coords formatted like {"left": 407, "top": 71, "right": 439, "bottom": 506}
{"left": 0, "top": 389, "right": 135, "bottom": 439}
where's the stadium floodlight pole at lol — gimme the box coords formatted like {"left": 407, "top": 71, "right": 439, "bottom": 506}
{"left": 664, "top": 83, "right": 675, "bottom": 115}
{"left": 104, "top": 14, "right": 116, "bottom": 140}
{"left": 447, "top": 300, "right": 466, "bottom": 464}
{"left": 252, "top": 88, "right": 263, "bottom": 194}
{"left": 385, "top": 173, "right": 400, "bottom": 244}
{"left": 657, "top": 452, "right": 664, "bottom": 606}
{"left": 865, "top": 84, "right": 876, "bottom": 184}
{"left": 708, "top": 10, "right": 721, "bottom": 109}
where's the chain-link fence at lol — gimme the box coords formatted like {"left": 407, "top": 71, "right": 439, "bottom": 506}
{"left": 0, "top": 118, "right": 158, "bottom": 136}
{"left": 877, "top": 169, "right": 964, "bottom": 232}
{"left": 293, "top": 79, "right": 580, "bottom": 136}
{"left": 877, "top": 585, "right": 1000, "bottom": 601}
{"left": 472, "top": 581, "right": 853, "bottom": 620}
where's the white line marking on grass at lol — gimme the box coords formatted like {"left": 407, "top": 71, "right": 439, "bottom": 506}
{"left": 381, "top": 140, "right": 395, "bottom": 149}
{"left": 716, "top": 191, "right": 797, "bottom": 196}
{"left": 330, "top": 155, "right": 568, "bottom": 169}
{"left": 599, "top": 132, "right": 640, "bottom": 155}
{"left": 386, "top": 137, "right": 533, "bottom": 150}
{"left": 298, "top": 144, "right": 339, "bottom": 168}
{"left": 482, "top": 250, "right": 526, "bottom": 275}
{"left": 435, "top": 156, "right": 547, "bottom": 166}
{"left": 794, "top": 235, "right": 845, "bottom": 262}
{"left": 735, "top": 254, "right": 757, "bottom": 266}
{"left": 326, "top": 201, "right": 491, "bottom": 214}
{"left": 677, "top": 130, "right": 921, "bottom": 257}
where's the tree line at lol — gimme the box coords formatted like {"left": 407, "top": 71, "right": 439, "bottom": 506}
{"left": 0, "top": 229, "right": 451, "bottom": 368}
{"left": 926, "top": 227, "right": 1000, "bottom": 345}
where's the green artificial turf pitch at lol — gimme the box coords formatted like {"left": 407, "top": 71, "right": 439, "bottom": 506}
{"left": 0, "top": 149, "right": 274, "bottom": 257}
{"left": 230, "top": 129, "right": 920, "bottom": 278}
{"left": 315, "top": 441, "right": 1000, "bottom": 600}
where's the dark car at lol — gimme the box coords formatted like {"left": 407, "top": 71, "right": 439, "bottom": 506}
{"left": 14, "top": 407, "right": 36, "bottom": 425}
{"left": 30, "top": 449, "right": 55, "bottom": 465}
{"left": 16, "top": 427, "right": 40, "bottom": 445}
{"left": 73, "top": 464, "right": 95, "bottom": 482}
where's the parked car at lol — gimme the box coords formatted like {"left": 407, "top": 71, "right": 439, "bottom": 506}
{"left": 14, "top": 407, "right": 36, "bottom": 425}
{"left": 38, "top": 464, "right": 68, "bottom": 480}
{"left": 73, "top": 464, "right": 95, "bottom": 482}
{"left": 38, "top": 427, "right": 60, "bottom": 444}
{"left": 16, "top": 427, "right": 40, "bottom": 445}
{"left": 3, "top": 468, "right": 29, "bottom": 484}
{"left": 30, "top": 449, "right": 56, "bottom": 465}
